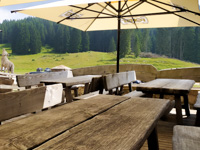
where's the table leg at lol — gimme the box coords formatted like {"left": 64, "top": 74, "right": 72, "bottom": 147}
{"left": 175, "top": 95, "right": 183, "bottom": 125}
{"left": 183, "top": 95, "right": 190, "bottom": 116}
{"left": 65, "top": 86, "right": 73, "bottom": 103}
{"left": 148, "top": 127, "right": 159, "bottom": 150}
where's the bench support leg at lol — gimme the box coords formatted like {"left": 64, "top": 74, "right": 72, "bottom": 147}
{"left": 128, "top": 83, "right": 132, "bottom": 92}
{"left": 73, "top": 88, "right": 79, "bottom": 97}
{"left": 183, "top": 95, "right": 190, "bottom": 116}
{"left": 84, "top": 83, "right": 90, "bottom": 94}
{"left": 148, "top": 127, "right": 159, "bottom": 150}
{"left": 195, "top": 109, "right": 200, "bottom": 126}
{"left": 65, "top": 86, "right": 73, "bottom": 103}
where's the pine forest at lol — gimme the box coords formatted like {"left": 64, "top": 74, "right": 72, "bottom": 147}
{"left": 0, "top": 17, "right": 200, "bottom": 64}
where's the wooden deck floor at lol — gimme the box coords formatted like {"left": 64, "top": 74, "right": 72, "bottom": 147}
{"left": 141, "top": 108, "right": 197, "bottom": 150}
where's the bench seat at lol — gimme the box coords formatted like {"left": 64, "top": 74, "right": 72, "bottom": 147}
{"left": 173, "top": 125, "right": 200, "bottom": 150}
{"left": 123, "top": 90, "right": 145, "bottom": 97}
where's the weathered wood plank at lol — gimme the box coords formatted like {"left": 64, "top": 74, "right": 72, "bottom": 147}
{"left": 123, "top": 90, "right": 145, "bottom": 97}
{"left": 103, "top": 71, "right": 136, "bottom": 91}
{"left": 157, "top": 67, "right": 200, "bottom": 82}
{"left": 136, "top": 79, "right": 195, "bottom": 95}
{"left": 0, "top": 95, "right": 130, "bottom": 149}
{"left": 35, "top": 98, "right": 170, "bottom": 150}
{"left": 16, "top": 71, "right": 68, "bottom": 87}
{"left": 173, "top": 125, "right": 200, "bottom": 150}
{"left": 0, "top": 86, "right": 46, "bottom": 122}
{"left": 72, "top": 64, "right": 158, "bottom": 82}
{"left": 0, "top": 84, "right": 63, "bottom": 122}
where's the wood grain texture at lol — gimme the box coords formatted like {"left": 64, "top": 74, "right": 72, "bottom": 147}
{"left": 173, "top": 125, "right": 200, "bottom": 150}
{"left": 0, "top": 86, "right": 46, "bottom": 122}
{"left": 123, "top": 90, "right": 145, "bottom": 97}
{"left": 16, "top": 71, "right": 68, "bottom": 87}
{"left": 157, "top": 67, "right": 200, "bottom": 82}
{"left": 0, "top": 95, "right": 130, "bottom": 149}
{"left": 0, "top": 84, "right": 63, "bottom": 122}
{"left": 36, "top": 98, "right": 170, "bottom": 150}
{"left": 136, "top": 79, "right": 195, "bottom": 95}
{"left": 41, "top": 75, "right": 100, "bottom": 87}
{"left": 103, "top": 71, "right": 136, "bottom": 91}
{"left": 72, "top": 64, "right": 158, "bottom": 82}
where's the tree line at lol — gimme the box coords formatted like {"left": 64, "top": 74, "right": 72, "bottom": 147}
{"left": 0, "top": 17, "right": 199, "bottom": 63}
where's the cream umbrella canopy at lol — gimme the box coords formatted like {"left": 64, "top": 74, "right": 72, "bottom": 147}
{"left": 0, "top": 0, "right": 47, "bottom": 7}
{"left": 12, "top": 0, "right": 200, "bottom": 72}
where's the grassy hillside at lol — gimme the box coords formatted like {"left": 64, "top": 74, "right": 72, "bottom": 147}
{"left": 0, "top": 44, "right": 200, "bottom": 74}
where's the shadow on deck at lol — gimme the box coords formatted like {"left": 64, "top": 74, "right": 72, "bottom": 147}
{"left": 141, "top": 109, "right": 197, "bottom": 150}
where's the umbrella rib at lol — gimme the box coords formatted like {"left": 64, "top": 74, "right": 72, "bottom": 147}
{"left": 62, "top": 11, "right": 184, "bottom": 20}
{"left": 85, "top": 3, "right": 110, "bottom": 31}
{"left": 57, "top": 3, "right": 95, "bottom": 24}
{"left": 122, "top": 1, "right": 142, "bottom": 13}
{"left": 146, "top": 1, "right": 200, "bottom": 26}
{"left": 121, "top": 0, "right": 128, "bottom": 11}
{"left": 121, "top": 1, "right": 144, "bottom": 16}
{"left": 123, "top": 3, "right": 138, "bottom": 29}
{"left": 69, "top": 4, "right": 116, "bottom": 18}
{"left": 152, "top": 0, "right": 200, "bottom": 16}
{"left": 105, "top": 2, "right": 118, "bottom": 12}
{"left": 97, "top": 3, "right": 117, "bottom": 16}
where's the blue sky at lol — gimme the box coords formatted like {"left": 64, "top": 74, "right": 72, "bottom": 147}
{"left": 0, "top": 0, "right": 60, "bottom": 23}
{"left": 0, "top": 0, "right": 200, "bottom": 23}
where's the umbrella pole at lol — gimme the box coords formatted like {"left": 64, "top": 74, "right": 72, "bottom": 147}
{"left": 117, "top": 1, "right": 121, "bottom": 73}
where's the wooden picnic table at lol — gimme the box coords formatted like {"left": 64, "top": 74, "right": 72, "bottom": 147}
{"left": 40, "top": 75, "right": 102, "bottom": 103}
{"left": 136, "top": 78, "right": 195, "bottom": 124}
{"left": 0, "top": 95, "right": 170, "bottom": 150}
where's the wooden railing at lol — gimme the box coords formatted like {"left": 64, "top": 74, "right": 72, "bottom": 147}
{"left": 72, "top": 65, "right": 200, "bottom": 82}
{"left": 72, "top": 64, "right": 158, "bottom": 82}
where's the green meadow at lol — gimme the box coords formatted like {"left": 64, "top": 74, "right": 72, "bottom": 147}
{"left": 0, "top": 44, "right": 200, "bottom": 74}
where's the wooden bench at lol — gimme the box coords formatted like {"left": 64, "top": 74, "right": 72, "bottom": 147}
{"left": 194, "top": 92, "right": 200, "bottom": 126}
{"left": 173, "top": 125, "right": 200, "bottom": 150}
{"left": 16, "top": 71, "right": 68, "bottom": 88}
{"left": 16, "top": 71, "right": 79, "bottom": 97}
{"left": 74, "top": 75, "right": 106, "bottom": 100}
{"left": 103, "top": 71, "right": 145, "bottom": 97}
{"left": 0, "top": 84, "right": 63, "bottom": 125}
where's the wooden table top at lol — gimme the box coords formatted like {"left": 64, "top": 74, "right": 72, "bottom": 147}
{"left": 0, "top": 95, "right": 170, "bottom": 150}
{"left": 40, "top": 75, "right": 102, "bottom": 86}
{"left": 136, "top": 79, "right": 195, "bottom": 95}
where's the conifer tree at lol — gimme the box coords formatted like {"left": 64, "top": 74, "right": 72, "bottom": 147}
{"left": 108, "top": 37, "right": 116, "bottom": 52}
{"left": 29, "top": 24, "right": 42, "bottom": 54}
{"left": 69, "top": 29, "right": 82, "bottom": 53}
{"left": 119, "top": 30, "right": 131, "bottom": 59}
{"left": 81, "top": 32, "right": 90, "bottom": 52}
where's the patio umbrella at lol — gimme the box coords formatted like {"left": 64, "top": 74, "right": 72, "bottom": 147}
{"left": 12, "top": 0, "right": 200, "bottom": 72}
{"left": 0, "top": 0, "right": 47, "bottom": 7}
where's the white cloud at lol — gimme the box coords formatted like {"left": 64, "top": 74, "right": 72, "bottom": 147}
{"left": 0, "top": 8, "right": 30, "bottom": 23}
{"left": 0, "top": 0, "right": 60, "bottom": 23}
